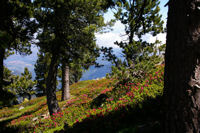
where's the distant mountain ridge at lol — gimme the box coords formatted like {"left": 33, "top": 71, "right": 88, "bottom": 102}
{"left": 4, "top": 47, "right": 122, "bottom": 81}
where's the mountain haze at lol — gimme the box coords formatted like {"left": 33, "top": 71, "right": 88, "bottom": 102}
{"left": 4, "top": 47, "right": 122, "bottom": 81}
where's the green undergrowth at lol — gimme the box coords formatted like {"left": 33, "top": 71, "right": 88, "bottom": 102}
{"left": 0, "top": 65, "right": 164, "bottom": 133}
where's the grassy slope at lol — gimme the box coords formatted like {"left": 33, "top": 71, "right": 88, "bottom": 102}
{"left": 0, "top": 65, "right": 164, "bottom": 133}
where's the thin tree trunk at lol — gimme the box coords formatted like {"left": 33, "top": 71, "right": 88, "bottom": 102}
{"left": 74, "top": 73, "right": 79, "bottom": 83}
{"left": 163, "top": 0, "right": 200, "bottom": 133}
{"left": 61, "top": 61, "right": 70, "bottom": 101}
{"left": 46, "top": 51, "right": 61, "bottom": 115}
{"left": 27, "top": 93, "right": 31, "bottom": 100}
{"left": 0, "top": 46, "right": 5, "bottom": 93}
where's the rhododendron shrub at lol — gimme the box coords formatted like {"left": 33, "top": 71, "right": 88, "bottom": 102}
{"left": 0, "top": 65, "right": 164, "bottom": 132}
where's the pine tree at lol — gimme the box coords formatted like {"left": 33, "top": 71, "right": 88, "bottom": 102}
{"left": 102, "top": 0, "right": 164, "bottom": 82}
{"left": 0, "top": 0, "right": 37, "bottom": 100}
{"left": 34, "top": 0, "right": 111, "bottom": 115}
{"left": 68, "top": 63, "right": 84, "bottom": 84}
{"left": 60, "top": 23, "right": 101, "bottom": 101}
{"left": 34, "top": 50, "right": 51, "bottom": 96}
{"left": 114, "top": 0, "right": 164, "bottom": 66}
{"left": 9, "top": 67, "right": 36, "bottom": 100}
{"left": 0, "top": 67, "right": 17, "bottom": 107}
{"left": 34, "top": 49, "right": 91, "bottom": 99}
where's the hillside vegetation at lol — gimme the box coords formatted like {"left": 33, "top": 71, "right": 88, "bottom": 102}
{"left": 0, "top": 65, "right": 164, "bottom": 133}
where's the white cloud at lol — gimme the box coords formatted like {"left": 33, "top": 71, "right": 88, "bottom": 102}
{"left": 157, "top": 33, "right": 166, "bottom": 44}
{"left": 7, "top": 60, "right": 26, "bottom": 65}
{"left": 96, "top": 18, "right": 166, "bottom": 49}
{"left": 96, "top": 30, "right": 166, "bottom": 49}
{"left": 111, "top": 21, "right": 125, "bottom": 33}
{"left": 96, "top": 20, "right": 127, "bottom": 49}
{"left": 6, "top": 60, "right": 33, "bottom": 70}
{"left": 142, "top": 33, "right": 166, "bottom": 44}
{"left": 96, "top": 32, "right": 121, "bottom": 48}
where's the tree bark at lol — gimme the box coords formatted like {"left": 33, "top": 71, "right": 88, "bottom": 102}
{"left": 27, "top": 93, "right": 31, "bottom": 100}
{"left": 61, "top": 61, "right": 70, "bottom": 101}
{"left": 163, "top": 0, "right": 200, "bottom": 133}
{"left": 46, "top": 51, "right": 61, "bottom": 115}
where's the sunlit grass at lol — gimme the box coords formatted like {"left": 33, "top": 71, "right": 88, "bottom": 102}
{"left": 0, "top": 65, "right": 164, "bottom": 133}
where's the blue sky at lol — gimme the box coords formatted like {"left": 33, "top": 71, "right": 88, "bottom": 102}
{"left": 5, "top": 1, "right": 168, "bottom": 76}
{"left": 160, "top": 0, "right": 168, "bottom": 23}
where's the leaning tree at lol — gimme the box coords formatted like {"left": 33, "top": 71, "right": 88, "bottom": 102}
{"left": 34, "top": 0, "right": 111, "bottom": 115}
{"left": 163, "top": 0, "right": 200, "bottom": 132}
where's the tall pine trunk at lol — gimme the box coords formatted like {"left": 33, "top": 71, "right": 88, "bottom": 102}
{"left": 163, "top": 0, "right": 200, "bottom": 132}
{"left": 0, "top": 46, "right": 5, "bottom": 93}
{"left": 46, "top": 51, "right": 61, "bottom": 115}
{"left": 61, "top": 61, "right": 70, "bottom": 101}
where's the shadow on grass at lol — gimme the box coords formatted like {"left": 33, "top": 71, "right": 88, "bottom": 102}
{"left": 0, "top": 117, "right": 19, "bottom": 132}
{"left": 57, "top": 96, "right": 162, "bottom": 133}
{"left": 0, "top": 102, "right": 47, "bottom": 133}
